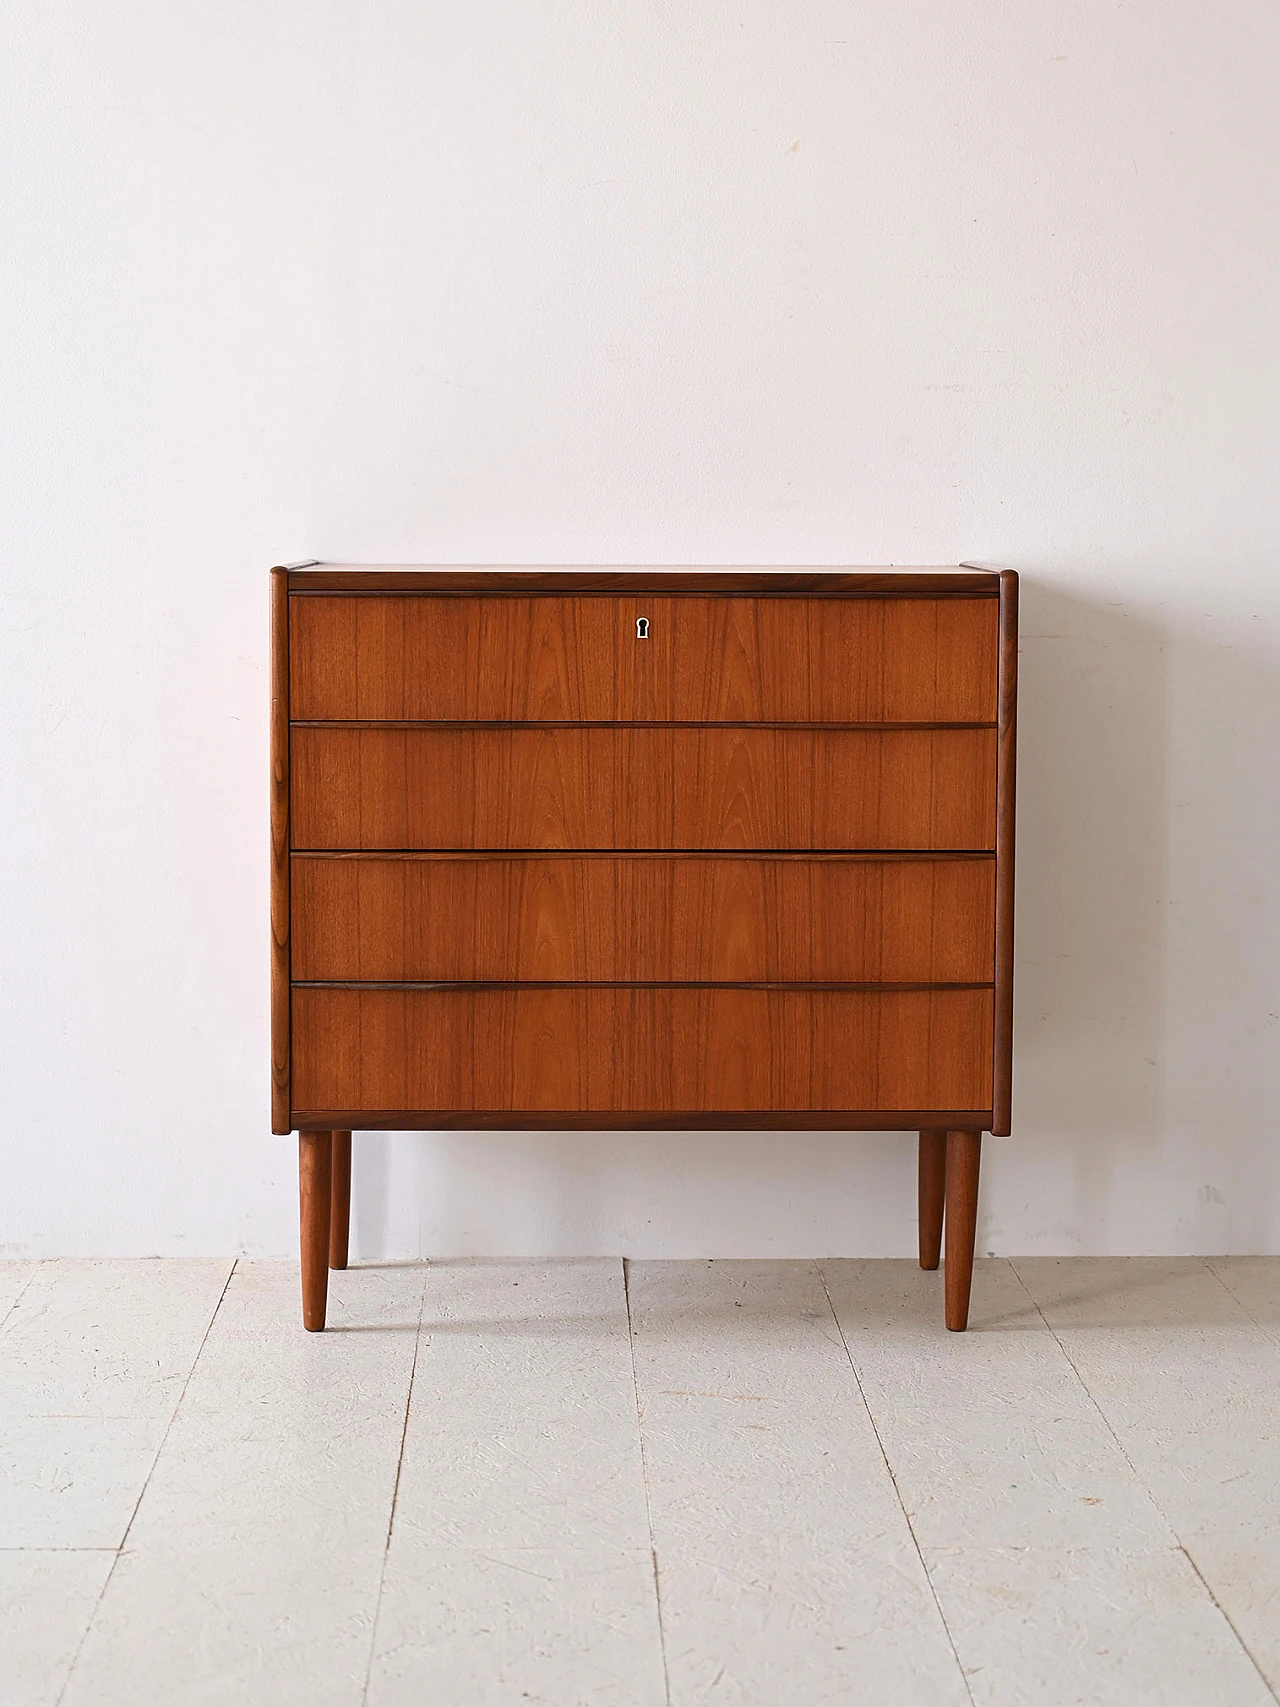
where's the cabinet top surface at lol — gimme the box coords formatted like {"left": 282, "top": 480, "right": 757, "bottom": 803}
{"left": 277, "top": 564, "right": 1007, "bottom": 595}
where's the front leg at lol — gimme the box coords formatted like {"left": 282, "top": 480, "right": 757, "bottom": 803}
{"left": 918, "top": 1129, "right": 946, "bottom": 1269}
{"left": 298, "top": 1131, "right": 333, "bottom": 1331}
{"left": 944, "top": 1130, "right": 982, "bottom": 1331}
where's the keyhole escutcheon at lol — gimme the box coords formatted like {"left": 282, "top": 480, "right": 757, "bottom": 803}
{"left": 636, "top": 617, "right": 650, "bottom": 639}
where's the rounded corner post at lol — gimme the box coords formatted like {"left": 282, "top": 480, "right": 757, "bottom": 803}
{"left": 270, "top": 566, "right": 291, "bottom": 1136}
{"left": 992, "top": 569, "right": 1018, "bottom": 1140}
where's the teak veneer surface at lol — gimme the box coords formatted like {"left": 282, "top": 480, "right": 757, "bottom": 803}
{"left": 290, "top": 854, "right": 995, "bottom": 985}
{"left": 291, "top": 986, "right": 994, "bottom": 1114}
{"left": 290, "top": 726, "right": 997, "bottom": 851}
{"left": 272, "top": 563, "right": 1017, "bottom": 1332}
{"left": 289, "top": 594, "right": 998, "bottom": 724}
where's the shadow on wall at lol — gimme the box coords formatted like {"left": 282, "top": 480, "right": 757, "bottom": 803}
{"left": 348, "top": 577, "right": 1278, "bottom": 1259}
{"left": 1006, "top": 579, "right": 1168, "bottom": 1245}
{"left": 1000, "top": 574, "right": 1278, "bottom": 1254}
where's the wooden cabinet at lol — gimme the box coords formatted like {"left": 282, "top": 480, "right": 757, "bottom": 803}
{"left": 271, "top": 566, "right": 1018, "bottom": 1333}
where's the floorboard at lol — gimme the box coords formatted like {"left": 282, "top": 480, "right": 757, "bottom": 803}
{"left": 59, "top": 1261, "right": 425, "bottom": 1707}
{"left": 628, "top": 1258, "right": 969, "bottom": 1705}
{"left": 0, "top": 1260, "right": 232, "bottom": 1549}
{"left": 1015, "top": 1256, "right": 1280, "bottom": 1700}
{"left": 0, "top": 1550, "right": 114, "bottom": 1707}
{"left": 821, "top": 1258, "right": 1274, "bottom": 1707}
{"left": 2, "top": 1257, "right": 1278, "bottom": 1706}
{"left": 365, "top": 1259, "right": 664, "bottom": 1707}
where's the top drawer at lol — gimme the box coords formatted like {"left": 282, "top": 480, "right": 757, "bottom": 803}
{"left": 289, "top": 595, "right": 997, "bottom": 723}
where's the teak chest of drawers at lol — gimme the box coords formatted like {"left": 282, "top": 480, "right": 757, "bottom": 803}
{"left": 270, "top": 564, "right": 1017, "bottom": 1332}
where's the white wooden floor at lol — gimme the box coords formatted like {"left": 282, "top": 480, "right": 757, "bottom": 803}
{"left": 3, "top": 1258, "right": 1280, "bottom": 1706}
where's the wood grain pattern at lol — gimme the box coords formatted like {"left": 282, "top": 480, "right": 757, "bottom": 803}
{"left": 290, "top": 854, "right": 995, "bottom": 984}
{"left": 270, "top": 567, "right": 291, "bottom": 1134}
{"left": 918, "top": 1128, "right": 947, "bottom": 1270}
{"left": 993, "top": 568, "right": 1018, "bottom": 1136}
{"left": 288, "top": 567, "right": 1001, "bottom": 596}
{"left": 945, "top": 1128, "right": 982, "bottom": 1331}
{"left": 290, "top": 986, "right": 993, "bottom": 1114}
{"left": 289, "top": 726, "right": 997, "bottom": 852}
{"left": 289, "top": 595, "right": 998, "bottom": 723}
{"left": 298, "top": 1131, "right": 331, "bottom": 1331}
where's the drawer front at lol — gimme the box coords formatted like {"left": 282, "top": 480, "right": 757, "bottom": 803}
{"left": 290, "top": 727, "right": 996, "bottom": 851}
{"left": 291, "top": 987, "right": 994, "bottom": 1113}
{"left": 289, "top": 594, "right": 997, "bottom": 723}
{"left": 291, "top": 854, "right": 995, "bottom": 983}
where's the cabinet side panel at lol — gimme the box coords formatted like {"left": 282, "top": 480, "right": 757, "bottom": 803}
{"left": 992, "top": 570, "right": 1018, "bottom": 1134}
{"left": 270, "top": 569, "right": 291, "bottom": 1132}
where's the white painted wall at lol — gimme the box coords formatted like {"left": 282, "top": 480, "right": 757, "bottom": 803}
{"left": 3, "top": 2, "right": 1278, "bottom": 1260}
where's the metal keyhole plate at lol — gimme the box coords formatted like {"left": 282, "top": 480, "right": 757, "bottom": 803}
{"left": 636, "top": 617, "right": 650, "bottom": 639}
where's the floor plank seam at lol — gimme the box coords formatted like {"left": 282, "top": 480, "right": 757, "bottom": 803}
{"left": 18, "top": 1257, "right": 1280, "bottom": 1705}
{"left": 52, "top": 1256, "right": 239, "bottom": 1707}
{"left": 1006, "top": 1258, "right": 1280, "bottom": 1707}
{"left": 622, "top": 1257, "right": 672, "bottom": 1707}
{"left": 1203, "top": 1257, "right": 1280, "bottom": 1346}
{"left": 1178, "top": 1541, "right": 1280, "bottom": 1703}
{"left": 815, "top": 1260, "right": 977, "bottom": 1707}
{"left": 360, "top": 1259, "right": 430, "bottom": 1707}
{"left": 0, "top": 1261, "right": 44, "bottom": 1336}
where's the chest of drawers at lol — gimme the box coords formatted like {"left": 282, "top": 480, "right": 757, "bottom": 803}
{"left": 271, "top": 565, "right": 1017, "bottom": 1333}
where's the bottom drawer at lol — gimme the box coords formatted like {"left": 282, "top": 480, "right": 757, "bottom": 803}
{"left": 291, "top": 986, "right": 993, "bottom": 1116}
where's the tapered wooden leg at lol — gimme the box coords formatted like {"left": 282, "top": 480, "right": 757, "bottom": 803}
{"left": 918, "top": 1129, "right": 946, "bottom": 1269}
{"left": 329, "top": 1130, "right": 352, "bottom": 1271}
{"left": 944, "top": 1130, "right": 981, "bottom": 1331}
{"left": 299, "top": 1131, "right": 333, "bottom": 1331}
